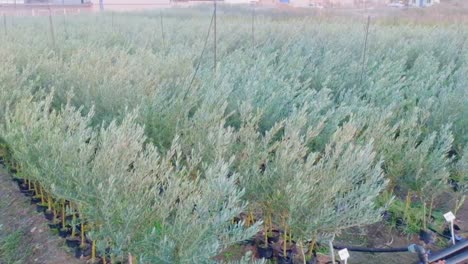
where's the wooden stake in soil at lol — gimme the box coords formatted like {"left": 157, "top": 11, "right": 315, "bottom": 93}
{"left": 92, "top": 240, "right": 96, "bottom": 262}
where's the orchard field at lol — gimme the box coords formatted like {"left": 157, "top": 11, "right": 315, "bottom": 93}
{"left": 0, "top": 6, "right": 467, "bottom": 264}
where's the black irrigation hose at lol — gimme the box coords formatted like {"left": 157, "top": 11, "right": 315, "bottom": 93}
{"left": 333, "top": 244, "right": 409, "bottom": 253}
{"left": 428, "top": 226, "right": 452, "bottom": 240}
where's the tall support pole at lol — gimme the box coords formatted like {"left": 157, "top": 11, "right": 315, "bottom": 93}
{"left": 213, "top": 0, "right": 217, "bottom": 76}
{"left": 359, "top": 16, "right": 370, "bottom": 87}
{"left": 252, "top": 3, "right": 255, "bottom": 49}
{"left": 3, "top": 14, "right": 6, "bottom": 36}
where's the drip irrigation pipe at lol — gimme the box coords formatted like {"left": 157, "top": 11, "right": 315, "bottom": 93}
{"left": 444, "top": 250, "right": 468, "bottom": 264}
{"left": 333, "top": 244, "right": 428, "bottom": 263}
{"left": 333, "top": 244, "right": 409, "bottom": 253}
{"left": 428, "top": 239, "right": 468, "bottom": 263}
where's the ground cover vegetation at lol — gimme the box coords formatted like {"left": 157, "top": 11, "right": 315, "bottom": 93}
{"left": 0, "top": 7, "right": 466, "bottom": 263}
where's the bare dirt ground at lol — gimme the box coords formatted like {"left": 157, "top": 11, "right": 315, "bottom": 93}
{"left": 0, "top": 166, "right": 83, "bottom": 264}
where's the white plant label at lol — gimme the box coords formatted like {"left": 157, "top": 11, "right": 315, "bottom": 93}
{"left": 338, "top": 248, "right": 350, "bottom": 260}
{"left": 443, "top": 211, "right": 456, "bottom": 222}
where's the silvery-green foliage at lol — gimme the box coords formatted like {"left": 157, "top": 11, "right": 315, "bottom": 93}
{"left": 455, "top": 145, "right": 468, "bottom": 195}
{"left": 140, "top": 157, "right": 259, "bottom": 263}
{"left": 282, "top": 123, "right": 387, "bottom": 240}
{"left": 1, "top": 94, "right": 56, "bottom": 184}
{"left": 0, "top": 10, "right": 466, "bottom": 261}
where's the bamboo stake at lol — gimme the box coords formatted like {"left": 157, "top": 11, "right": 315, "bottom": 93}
{"left": 71, "top": 211, "right": 77, "bottom": 238}
{"left": 61, "top": 200, "right": 66, "bottom": 228}
{"left": 47, "top": 193, "right": 53, "bottom": 211}
{"left": 92, "top": 240, "right": 96, "bottom": 262}
{"left": 33, "top": 181, "right": 38, "bottom": 194}
{"left": 299, "top": 241, "right": 306, "bottom": 264}
{"left": 283, "top": 228, "right": 287, "bottom": 257}
{"left": 80, "top": 222, "right": 86, "bottom": 247}
{"left": 422, "top": 201, "right": 427, "bottom": 230}
{"left": 404, "top": 191, "right": 411, "bottom": 222}
{"left": 39, "top": 185, "right": 45, "bottom": 204}
{"left": 454, "top": 194, "right": 465, "bottom": 215}
{"left": 309, "top": 236, "right": 316, "bottom": 258}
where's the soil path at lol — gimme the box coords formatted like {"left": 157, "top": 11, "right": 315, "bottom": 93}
{"left": 0, "top": 166, "right": 83, "bottom": 264}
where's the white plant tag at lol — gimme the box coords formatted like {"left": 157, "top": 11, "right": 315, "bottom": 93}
{"left": 444, "top": 211, "right": 456, "bottom": 222}
{"left": 338, "top": 248, "right": 350, "bottom": 260}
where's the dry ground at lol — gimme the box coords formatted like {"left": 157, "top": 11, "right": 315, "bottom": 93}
{"left": 0, "top": 166, "right": 83, "bottom": 264}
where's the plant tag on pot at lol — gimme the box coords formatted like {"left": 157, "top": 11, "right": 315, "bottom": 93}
{"left": 338, "top": 248, "right": 350, "bottom": 260}
{"left": 443, "top": 211, "right": 455, "bottom": 222}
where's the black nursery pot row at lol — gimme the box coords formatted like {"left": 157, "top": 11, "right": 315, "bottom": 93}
{"left": 239, "top": 227, "right": 327, "bottom": 264}
{"left": 1, "top": 161, "right": 108, "bottom": 264}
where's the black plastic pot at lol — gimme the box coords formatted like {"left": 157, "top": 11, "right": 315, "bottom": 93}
{"left": 65, "top": 213, "right": 79, "bottom": 222}
{"left": 277, "top": 255, "right": 293, "bottom": 264}
{"left": 19, "top": 183, "right": 29, "bottom": 191}
{"left": 12, "top": 178, "right": 24, "bottom": 185}
{"left": 419, "top": 229, "right": 435, "bottom": 244}
{"left": 65, "top": 237, "right": 81, "bottom": 249}
{"left": 44, "top": 210, "right": 55, "bottom": 221}
{"left": 75, "top": 245, "right": 91, "bottom": 259}
{"left": 48, "top": 223, "right": 61, "bottom": 230}
{"left": 395, "top": 217, "right": 406, "bottom": 228}
{"left": 267, "top": 230, "right": 281, "bottom": 243}
{"left": 23, "top": 190, "right": 35, "bottom": 197}
{"left": 36, "top": 204, "right": 48, "bottom": 213}
{"left": 59, "top": 228, "right": 71, "bottom": 238}
{"left": 30, "top": 197, "right": 41, "bottom": 204}
{"left": 257, "top": 245, "right": 274, "bottom": 259}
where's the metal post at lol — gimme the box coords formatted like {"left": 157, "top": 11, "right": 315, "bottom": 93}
{"left": 160, "top": 11, "right": 165, "bottom": 50}
{"left": 359, "top": 16, "right": 370, "bottom": 87}
{"left": 329, "top": 239, "right": 336, "bottom": 264}
{"left": 213, "top": 0, "right": 217, "bottom": 76}
{"left": 252, "top": 3, "right": 255, "bottom": 48}
{"left": 3, "top": 14, "right": 6, "bottom": 36}
{"left": 48, "top": 8, "right": 56, "bottom": 49}
{"left": 450, "top": 221, "right": 455, "bottom": 245}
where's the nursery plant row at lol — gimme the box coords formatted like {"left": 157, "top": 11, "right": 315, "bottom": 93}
{"left": 0, "top": 9, "right": 467, "bottom": 264}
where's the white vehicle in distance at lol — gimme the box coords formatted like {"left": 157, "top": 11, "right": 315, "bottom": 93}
{"left": 309, "top": 2, "right": 324, "bottom": 9}
{"left": 388, "top": 1, "right": 405, "bottom": 8}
